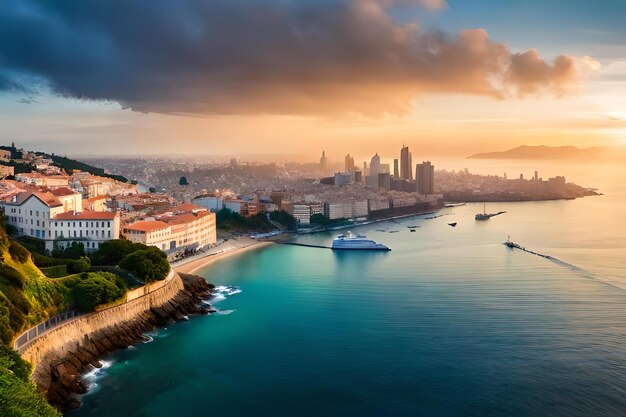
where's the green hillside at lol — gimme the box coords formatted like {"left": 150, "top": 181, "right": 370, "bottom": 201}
{"left": 0, "top": 223, "right": 62, "bottom": 416}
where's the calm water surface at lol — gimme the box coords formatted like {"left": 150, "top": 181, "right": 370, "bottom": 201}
{"left": 72, "top": 163, "right": 626, "bottom": 417}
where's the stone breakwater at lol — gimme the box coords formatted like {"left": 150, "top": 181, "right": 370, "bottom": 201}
{"left": 22, "top": 272, "right": 214, "bottom": 411}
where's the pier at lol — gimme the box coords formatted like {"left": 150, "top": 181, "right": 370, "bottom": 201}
{"left": 277, "top": 242, "right": 332, "bottom": 249}
{"left": 503, "top": 238, "right": 553, "bottom": 260}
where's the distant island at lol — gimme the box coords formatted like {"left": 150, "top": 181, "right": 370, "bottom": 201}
{"left": 467, "top": 145, "right": 613, "bottom": 161}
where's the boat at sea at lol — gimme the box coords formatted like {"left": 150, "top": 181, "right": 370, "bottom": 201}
{"left": 331, "top": 232, "right": 391, "bottom": 251}
{"left": 475, "top": 203, "right": 506, "bottom": 221}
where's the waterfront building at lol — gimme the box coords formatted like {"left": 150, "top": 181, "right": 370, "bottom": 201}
{"left": 400, "top": 146, "right": 413, "bottom": 180}
{"left": 284, "top": 202, "right": 323, "bottom": 225}
{"left": 415, "top": 161, "right": 435, "bottom": 195}
{"left": 323, "top": 199, "right": 368, "bottom": 220}
{"left": 123, "top": 204, "right": 216, "bottom": 256}
{"left": 368, "top": 198, "right": 390, "bottom": 212}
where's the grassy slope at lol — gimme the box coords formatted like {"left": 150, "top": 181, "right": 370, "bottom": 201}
{"left": 0, "top": 230, "right": 63, "bottom": 416}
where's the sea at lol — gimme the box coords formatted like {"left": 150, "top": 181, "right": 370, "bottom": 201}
{"left": 71, "top": 161, "right": 626, "bottom": 417}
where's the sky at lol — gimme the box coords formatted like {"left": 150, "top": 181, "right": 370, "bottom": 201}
{"left": 0, "top": 0, "right": 625, "bottom": 161}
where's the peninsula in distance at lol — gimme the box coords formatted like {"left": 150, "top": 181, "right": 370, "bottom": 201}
{"left": 467, "top": 145, "right": 626, "bottom": 161}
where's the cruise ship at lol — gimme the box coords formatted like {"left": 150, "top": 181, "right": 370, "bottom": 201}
{"left": 331, "top": 232, "right": 391, "bottom": 251}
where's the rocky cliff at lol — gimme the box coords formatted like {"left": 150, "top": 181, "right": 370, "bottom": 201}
{"left": 22, "top": 272, "right": 213, "bottom": 410}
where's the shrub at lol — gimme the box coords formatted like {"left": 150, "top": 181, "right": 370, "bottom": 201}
{"left": 70, "top": 272, "right": 127, "bottom": 312}
{"left": 90, "top": 240, "right": 149, "bottom": 266}
{"left": 0, "top": 266, "right": 25, "bottom": 289}
{"left": 52, "top": 242, "right": 85, "bottom": 260}
{"left": 119, "top": 247, "right": 170, "bottom": 282}
{"left": 8, "top": 242, "right": 30, "bottom": 264}
{"left": 67, "top": 257, "right": 91, "bottom": 274}
{"left": 0, "top": 345, "right": 61, "bottom": 416}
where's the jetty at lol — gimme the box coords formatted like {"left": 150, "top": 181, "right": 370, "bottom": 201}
{"left": 503, "top": 237, "right": 553, "bottom": 260}
{"left": 278, "top": 242, "right": 332, "bottom": 249}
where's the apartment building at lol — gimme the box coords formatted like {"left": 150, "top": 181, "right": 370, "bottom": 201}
{"left": 123, "top": 204, "right": 217, "bottom": 256}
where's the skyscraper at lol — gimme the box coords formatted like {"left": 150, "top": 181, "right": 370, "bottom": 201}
{"left": 370, "top": 153, "right": 381, "bottom": 178}
{"left": 320, "top": 151, "right": 328, "bottom": 171}
{"left": 415, "top": 161, "right": 435, "bottom": 194}
{"left": 344, "top": 154, "right": 355, "bottom": 173}
{"left": 393, "top": 159, "right": 399, "bottom": 178}
{"left": 400, "top": 146, "right": 412, "bottom": 180}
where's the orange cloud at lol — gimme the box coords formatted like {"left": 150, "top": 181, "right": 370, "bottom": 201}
{"left": 0, "top": 0, "right": 597, "bottom": 117}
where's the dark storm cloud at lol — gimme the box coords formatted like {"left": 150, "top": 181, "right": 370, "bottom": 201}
{"left": 0, "top": 0, "right": 592, "bottom": 115}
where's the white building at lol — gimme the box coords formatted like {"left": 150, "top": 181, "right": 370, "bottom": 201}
{"left": 0, "top": 188, "right": 120, "bottom": 253}
{"left": 193, "top": 194, "right": 223, "bottom": 212}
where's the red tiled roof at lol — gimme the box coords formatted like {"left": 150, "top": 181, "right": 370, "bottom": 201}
{"left": 54, "top": 210, "right": 118, "bottom": 220}
{"left": 124, "top": 220, "right": 170, "bottom": 232}
{"left": 87, "top": 195, "right": 108, "bottom": 202}
{"left": 50, "top": 187, "right": 77, "bottom": 196}
{"left": 3, "top": 191, "right": 64, "bottom": 208}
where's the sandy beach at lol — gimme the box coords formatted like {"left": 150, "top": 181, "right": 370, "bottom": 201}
{"left": 173, "top": 237, "right": 273, "bottom": 275}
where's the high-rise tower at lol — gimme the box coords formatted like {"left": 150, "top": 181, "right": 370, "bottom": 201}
{"left": 400, "top": 145, "right": 412, "bottom": 180}
{"left": 415, "top": 161, "right": 435, "bottom": 194}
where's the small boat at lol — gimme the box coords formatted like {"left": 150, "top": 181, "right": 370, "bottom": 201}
{"left": 448, "top": 222, "right": 457, "bottom": 227}
{"left": 389, "top": 230, "right": 400, "bottom": 233}
{"left": 407, "top": 225, "right": 419, "bottom": 229}
{"left": 410, "top": 229, "right": 416, "bottom": 232}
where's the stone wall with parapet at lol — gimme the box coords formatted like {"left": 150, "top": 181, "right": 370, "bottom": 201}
{"left": 21, "top": 271, "right": 185, "bottom": 370}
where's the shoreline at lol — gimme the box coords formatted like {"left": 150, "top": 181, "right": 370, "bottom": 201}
{"left": 174, "top": 238, "right": 273, "bottom": 275}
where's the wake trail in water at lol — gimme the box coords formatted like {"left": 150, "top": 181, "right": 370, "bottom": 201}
{"left": 505, "top": 243, "right": 626, "bottom": 291}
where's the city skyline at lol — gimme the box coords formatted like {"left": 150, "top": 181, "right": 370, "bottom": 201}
{"left": 0, "top": 0, "right": 624, "bottom": 157}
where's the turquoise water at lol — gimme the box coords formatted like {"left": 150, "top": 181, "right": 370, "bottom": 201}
{"left": 72, "top": 165, "right": 626, "bottom": 417}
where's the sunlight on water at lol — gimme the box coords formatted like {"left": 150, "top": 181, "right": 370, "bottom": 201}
{"left": 72, "top": 163, "right": 626, "bottom": 417}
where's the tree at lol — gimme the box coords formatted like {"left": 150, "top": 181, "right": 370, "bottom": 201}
{"left": 52, "top": 241, "right": 85, "bottom": 260}
{"left": 70, "top": 272, "right": 127, "bottom": 312}
{"left": 179, "top": 176, "right": 189, "bottom": 186}
{"left": 310, "top": 213, "right": 331, "bottom": 226}
{"left": 90, "top": 239, "right": 149, "bottom": 265}
{"left": 119, "top": 247, "right": 170, "bottom": 282}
